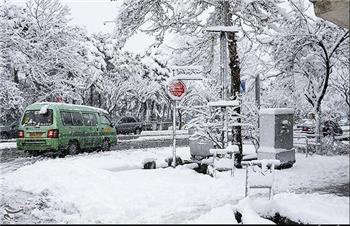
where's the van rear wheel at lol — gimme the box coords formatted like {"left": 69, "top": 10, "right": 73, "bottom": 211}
{"left": 68, "top": 142, "right": 79, "bottom": 155}
{"left": 135, "top": 128, "right": 141, "bottom": 135}
{"left": 102, "top": 139, "right": 110, "bottom": 152}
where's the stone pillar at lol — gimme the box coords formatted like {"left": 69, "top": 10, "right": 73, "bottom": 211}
{"left": 257, "top": 108, "right": 296, "bottom": 168}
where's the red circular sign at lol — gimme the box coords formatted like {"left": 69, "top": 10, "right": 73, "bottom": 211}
{"left": 167, "top": 80, "right": 187, "bottom": 100}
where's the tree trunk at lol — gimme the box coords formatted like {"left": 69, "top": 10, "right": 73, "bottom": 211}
{"left": 224, "top": 1, "right": 243, "bottom": 167}
{"left": 315, "top": 106, "right": 322, "bottom": 153}
{"left": 142, "top": 102, "right": 147, "bottom": 121}
{"left": 90, "top": 85, "right": 94, "bottom": 106}
{"left": 145, "top": 101, "right": 150, "bottom": 122}
{"left": 98, "top": 93, "right": 102, "bottom": 108}
{"left": 13, "top": 68, "right": 19, "bottom": 84}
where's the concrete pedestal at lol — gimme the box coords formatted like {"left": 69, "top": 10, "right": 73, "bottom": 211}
{"left": 257, "top": 108, "right": 296, "bottom": 168}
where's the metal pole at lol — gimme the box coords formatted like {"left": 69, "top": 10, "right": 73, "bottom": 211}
{"left": 245, "top": 165, "right": 249, "bottom": 197}
{"left": 220, "top": 31, "right": 226, "bottom": 100}
{"left": 221, "top": 0, "right": 228, "bottom": 100}
{"left": 224, "top": 107, "right": 228, "bottom": 148}
{"left": 172, "top": 100, "right": 177, "bottom": 167}
{"left": 220, "top": 1, "right": 229, "bottom": 148}
{"left": 255, "top": 74, "right": 260, "bottom": 109}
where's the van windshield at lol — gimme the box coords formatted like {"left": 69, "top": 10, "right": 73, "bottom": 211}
{"left": 22, "top": 110, "right": 53, "bottom": 126}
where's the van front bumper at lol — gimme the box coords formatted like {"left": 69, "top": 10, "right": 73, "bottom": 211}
{"left": 17, "top": 138, "right": 60, "bottom": 152}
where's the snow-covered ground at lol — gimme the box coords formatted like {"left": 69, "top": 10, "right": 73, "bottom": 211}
{"left": 0, "top": 146, "right": 349, "bottom": 224}
{"left": 0, "top": 142, "right": 16, "bottom": 150}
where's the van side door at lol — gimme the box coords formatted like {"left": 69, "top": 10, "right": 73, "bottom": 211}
{"left": 89, "top": 113, "right": 99, "bottom": 148}
{"left": 60, "top": 111, "right": 73, "bottom": 149}
{"left": 71, "top": 112, "right": 85, "bottom": 148}
{"left": 82, "top": 112, "right": 94, "bottom": 148}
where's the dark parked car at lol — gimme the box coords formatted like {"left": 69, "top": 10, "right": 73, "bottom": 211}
{"left": 299, "top": 120, "right": 343, "bottom": 136}
{"left": 295, "top": 119, "right": 315, "bottom": 133}
{"left": 0, "top": 120, "right": 19, "bottom": 139}
{"left": 115, "top": 117, "right": 143, "bottom": 134}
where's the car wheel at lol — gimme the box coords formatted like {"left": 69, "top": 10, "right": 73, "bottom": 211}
{"left": 135, "top": 128, "right": 141, "bottom": 135}
{"left": 67, "top": 142, "right": 79, "bottom": 155}
{"left": 0, "top": 132, "right": 9, "bottom": 139}
{"left": 102, "top": 139, "right": 110, "bottom": 152}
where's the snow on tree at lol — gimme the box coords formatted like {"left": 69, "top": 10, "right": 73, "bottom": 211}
{"left": 113, "top": 0, "right": 291, "bottom": 165}
{"left": 0, "top": 74, "right": 25, "bottom": 123}
{"left": 272, "top": 2, "right": 349, "bottom": 136}
{"left": 1, "top": 0, "right": 87, "bottom": 105}
{"left": 329, "top": 69, "right": 350, "bottom": 119}
{"left": 268, "top": 0, "right": 349, "bottom": 149}
{"left": 185, "top": 96, "right": 243, "bottom": 149}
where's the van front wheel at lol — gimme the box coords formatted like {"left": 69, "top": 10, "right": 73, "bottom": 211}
{"left": 102, "top": 139, "right": 110, "bottom": 152}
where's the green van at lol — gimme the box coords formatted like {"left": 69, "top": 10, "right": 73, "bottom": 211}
{"left": 17, "top": 102, "right": 117, "bottom": 156}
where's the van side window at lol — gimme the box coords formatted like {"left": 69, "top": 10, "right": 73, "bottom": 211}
{"left": 82, "top": 113, "right": 91, "bottom": 126}
{"left": 128, "top": 117, "right": 136, "bottom": 123}
{"left": 82, "top": 113, "right": 97, "bottom": 126}
{"left": 89, "top": 113, "right": 98, "bottom": 126}
{"left": 61, "top": 112, "right": 73, "bottom": 126}
{"left": 72, "top": 112, "right": 83, "bottom": 126}
{"left": 101, "top": 115, "right": 111, "bottom": 125}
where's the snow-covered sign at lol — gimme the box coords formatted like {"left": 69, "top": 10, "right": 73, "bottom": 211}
{"left": 168, "top": 74, "right": 204, "bottom": 81}
{"left": 259, "top": 108, "right": 294, "bottom": 115}
{"left": 166, "top": 80, "right": 187, "bottom": 101}
{"left": 206, "top": 26, "right": 239, "bottom": 33}
{"left": 208, "top": 100, "right": 239, "bottom": 107}
{"left": 170, "top": 66, "right": 203, "bottom": 71}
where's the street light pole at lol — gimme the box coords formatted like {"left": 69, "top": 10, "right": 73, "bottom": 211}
{"left": 172, "top": 100, "right": 177, "bottom": 167}
{"left": 206, "top": 25, "right": 238, "bottom": 148}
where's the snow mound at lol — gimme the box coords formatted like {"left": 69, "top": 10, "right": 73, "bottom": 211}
{"left": 188, "top": 204, "right": 237, "bottom": 224}
{"left": 234, "top": 197, "right": 275, "bottom": 224}
{"left": 254, "top": 193, "right": 350, "bottom": 224}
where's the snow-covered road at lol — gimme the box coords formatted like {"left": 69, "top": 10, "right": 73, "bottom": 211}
{"left": 0, "top": 147, "right": 349, "bottom": 224}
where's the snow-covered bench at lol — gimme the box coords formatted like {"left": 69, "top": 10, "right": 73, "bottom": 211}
{"left": 208, "top": 144, "right": 239, "bottom": 177}
{"left": 242, "top": 159, "right": 280, "bottom": 200}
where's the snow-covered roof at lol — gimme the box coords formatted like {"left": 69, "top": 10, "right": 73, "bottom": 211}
{"left": 259, "top": 108, "right": 294, "bottom": 115}
{"left": 34, "top": 102, "right": 109, "bottom": 114}
{"left": 208, "top": 100, "right": 239, "bottom": 107}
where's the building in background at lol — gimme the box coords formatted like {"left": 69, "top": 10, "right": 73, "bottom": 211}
{"left": 310, "top": 0, "right": 349, "bottom": 29}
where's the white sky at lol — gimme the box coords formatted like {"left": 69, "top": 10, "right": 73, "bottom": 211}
{"left": 7, "top": 0, "right": 316, "bottom": 55}
{"left": 8, "top": 0, "right": 154, "bottom": 54}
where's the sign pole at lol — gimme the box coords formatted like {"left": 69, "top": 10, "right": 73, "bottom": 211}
{"left": 172, "top": 100, "right": 177, "bottom": 168}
